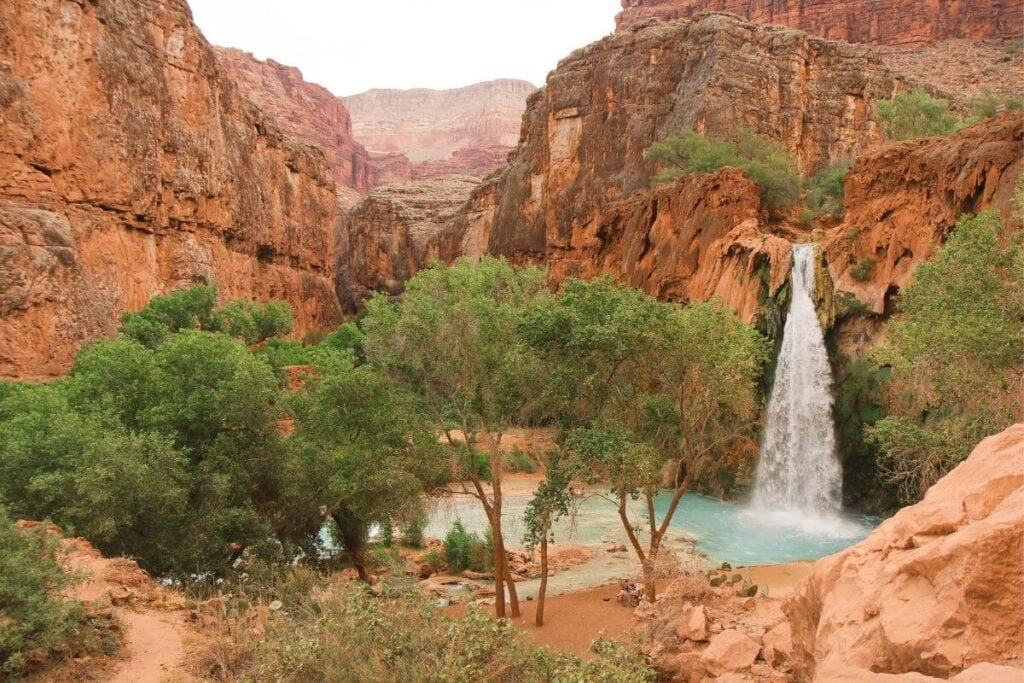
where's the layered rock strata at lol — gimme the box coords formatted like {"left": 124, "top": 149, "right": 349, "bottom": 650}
{"left": 335, "top": 176, "right": 477, "bottom": 311}
{"left": 615, "top": 0, "right": 1024, "bottom": 46}
{"left": 345, "top": 79, "right": 535, "bottom": 178}
{"left": 0, "top": 0, "right": 343, "bottom": 378}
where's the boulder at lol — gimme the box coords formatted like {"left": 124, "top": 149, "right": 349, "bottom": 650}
{"left": 761, "top": 621, "right": 792, "bottom": 669}
{"left": 701, "top": 629, "right": 761, "bottom": 675}
{"left": 785, "top": 424, "right": 1024, "bottom": 680}
{"left": 675, "top": 604, "right": 710, "bottom": 642}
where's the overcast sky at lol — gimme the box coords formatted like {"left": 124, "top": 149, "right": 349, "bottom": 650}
{"left": 189, "top": 0, "right": 621, "bottom": 96}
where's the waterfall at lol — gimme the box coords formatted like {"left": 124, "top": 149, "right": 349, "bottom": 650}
{"left": 752, "top": 243, "right": 843, "bottom": 520}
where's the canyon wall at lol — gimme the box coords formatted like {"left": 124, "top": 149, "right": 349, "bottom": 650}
{"left": 335, "top": 177, "right": 477, "bottom": 312}
{"left": 214, "top": 47, "right": 374, "bottom": 193}
{"left": 345, "top": 79, "right": 536, "bottom": 179}
{"left": 825, "top": 111, "right": 1023, "bottom": 316}
{"left": 616, "top": 0, "right": 1024, "bottom": 46}
{"left": 456, "top": 12, "right": 906, "bottom": 311}
{"left": 0, "top": 0, "right": 343, "bottom": 379}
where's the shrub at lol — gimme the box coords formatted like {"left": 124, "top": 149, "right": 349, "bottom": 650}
{"left": 442, "top": 521, "right": 492, "bottom": 573}
{"left": 850, "top": 256, "right": 877, "bottom": 282}
{"left": 400, "top": 512, "right": 427, "bottom": 548}
{"left": 505, "top": 447, "right": 537, "bottom": 474}
{"left": 966, "top": 88, "right": 1024, "bottom": 122}
{"left": 644, "top": 128, "right": 802, "bottom": 208}
{"left": 797, "top": 208, "right": 816, "bottom": 228}
{"left": 806, "top": 161, "right": 851, "bottom": 216}
{"left": 876, "top": 89, "right": 961, "bottom": 141}
{"left": 195, "top": 574, "right": 655, "bottom": 682}
{"left": 0, "top": 512, "right": 117, "bottom": 676}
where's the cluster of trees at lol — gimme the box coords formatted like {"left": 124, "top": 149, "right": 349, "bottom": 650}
{"left": 867, "top": 211, "right": 1023, "bottom": 502}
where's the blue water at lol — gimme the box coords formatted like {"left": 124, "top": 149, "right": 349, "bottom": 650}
{"left": 657, "top": 492, "right": 880, "bottom": 565}
{"left": 423, "top": 490, "right": 880, "bottom": 568}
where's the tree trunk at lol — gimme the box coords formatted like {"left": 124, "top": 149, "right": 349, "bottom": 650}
{"left": 332, "top": 510, "right": 371, "bottom": 584}
{"left": 488, "top": 508, "right": 506, "bottom": 618}
{"left": 536, "top": 520, "right": 549, "bottom": 626}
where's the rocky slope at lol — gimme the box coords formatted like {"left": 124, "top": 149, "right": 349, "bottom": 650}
{"left": 615, "top": 0, "right": 1024, "bottom": 45}
{"left": 786, "top": 424, "right": 1024, "bottom": 680}
{"left": 455, "top": 13, "right": 907, "bottom": 312}
{"left": 335, "top": 177, "right": 477, "bottom": 311}
{"left": 214, "top": 47, "right": 374, "bottom": 192}
{"left": 345, "top": 80, "right": 535, "bottom": 179}
{"left": 0, "top": 0, "right": 343, "bottom": 379}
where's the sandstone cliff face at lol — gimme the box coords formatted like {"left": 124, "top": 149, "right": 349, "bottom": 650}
{"left": 345, "top": 80, "right": 535, "bottom": 178}
{"left": 616, "top": 0, "right": 1024, "bottom": 46}
{"left": 335, "top": 177, "right": 477, "bottom": 312}
{"left": 0, "top": 0, "right": 343, "bottom": 379}
{"left": 824, "top": 112, "right": 1024, "bottom": 315}
{"left": 458, "top": 13, "right": 904, "bottom": 297}
{"left": 214, "top": 47, "right": 374, "bottom": 193}
{"left": 785, "top": 424, "right": 1024, "bottom": 680}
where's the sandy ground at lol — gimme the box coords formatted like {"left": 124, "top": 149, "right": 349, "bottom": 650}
{"left": 733, "top": 561, "right": 814, "bottom": 598}
{"left": 447, "top": 582, "right": 640, "bottom": 658}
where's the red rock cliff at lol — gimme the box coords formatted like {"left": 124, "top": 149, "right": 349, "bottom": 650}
{"left": 214, "top": 47, "right": 374, "bottom": 193}
{"left": 0, "top": 0, "right": 343, "bottom": 379}
{"left": 456, "top": 13, "right": 906, "bottom": 300}
{"left": 616, "top": 0, "right": 1024, "bottom": 46}
{"left": 345, "top": 80, "right": 536, "bottom": 179}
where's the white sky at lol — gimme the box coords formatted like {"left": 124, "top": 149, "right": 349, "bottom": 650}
{"left": 189, "top": 0, "right": 621, "bottom": 96}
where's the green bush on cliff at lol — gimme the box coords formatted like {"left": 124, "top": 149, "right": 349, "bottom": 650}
{"left": 875, "top": 89, "right": 961, "bottom": 141}
{"left": 644, "top": 128, "right": 801, "bottom": 208}
{"left": 806, "top": 161, "right": 851, "bottom": 217}
{"left": 868, "top": 211, "right": 1023, "bottom": 503}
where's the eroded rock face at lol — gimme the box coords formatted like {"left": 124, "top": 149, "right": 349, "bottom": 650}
{"left": 335, "top": 176, "right": 477, "bottom": 311}
{"left": 615, "top": 0, "right": 1024, "bottom": 46}
{"left": 214, "top": 48, "right": 374, "bottom": 193}
{"left": 457, "top": 13, "right": 904, "bottom": 312}
{"left": 824, "top": 112, "right": 1024, "bottom": 315}
{"left": 345, "top": 80, "right": 535, "bottom": 178}
{"left": 0, "top": 0, "right": 343, "bottom": 378}
{"left": 785, "top": 424, "right": 1024, "bottom": 680}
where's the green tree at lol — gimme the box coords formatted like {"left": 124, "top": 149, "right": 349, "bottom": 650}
{"left": 806, "top": 161, "right": 851, "bottom": 217}
{"left": 868, "top": 211, "right": 1023, "bottom": 502}
{"left": 526, "top": 279, "right": 766, "bottom": 600}
{"left": 284, "top": 353, "right": 445, "bottom": 582}
{"left": 362, "top": 256, "right": 549, "bottom": 618}
{"left": 644, "top": 128, "right": 802, "bottom": 208}
{"left": 522, "top": 451, "right": 574, "bottom": 626}
{"left": 875, "top": 89, "right": 961, "bottom": 141}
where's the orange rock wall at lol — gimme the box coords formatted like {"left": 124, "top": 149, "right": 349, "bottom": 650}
{"left": 616, "top": 0, "right": 1024, "bottom": 46}
{"left": 214, "top": 47, "right": 375, "bottom": 193}
{"left": 0, "top": 0, "right": 343, "bottom": 378}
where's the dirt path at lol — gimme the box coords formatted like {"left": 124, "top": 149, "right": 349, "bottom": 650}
{"left": 108, "top": 610, "right": 191, "bottom": 682}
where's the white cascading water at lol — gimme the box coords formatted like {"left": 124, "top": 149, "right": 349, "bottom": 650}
{"left": 751, "top": 243, "right": 845, "bottom": 526}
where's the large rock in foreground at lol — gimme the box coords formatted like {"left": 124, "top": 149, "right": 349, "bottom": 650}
{"left": 785, "top": 424, "right": 1024, "bottom": 680}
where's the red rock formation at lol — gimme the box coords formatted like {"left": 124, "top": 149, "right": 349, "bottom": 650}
{"left": 368, "top": 152, "right": 414, "bottom": 186}
{"left": 542, "top": 168, "right": 794, "bottom": 326}
{"left": 824, "top": 112, "right": 1024, "bottom": 315}
{"left": 335, "top": 177, "right": 477, "bottom": 311}
{"left": 785, "top": 424, "right": 1024, "bottom": 680}
{"left": 345, "top": 80, "right": 535, "bottom": 179}
{"left": 616, "top": 0, "right": 1024, "bottom": 46}
{"left": 214, "top": 48, "right": 374, "bottom": 192}
{"left": 0, "top": 0, "right": 343, "bottom": 379}
{"left": 457, "top": 13, "right": 906, "bottom": 297}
